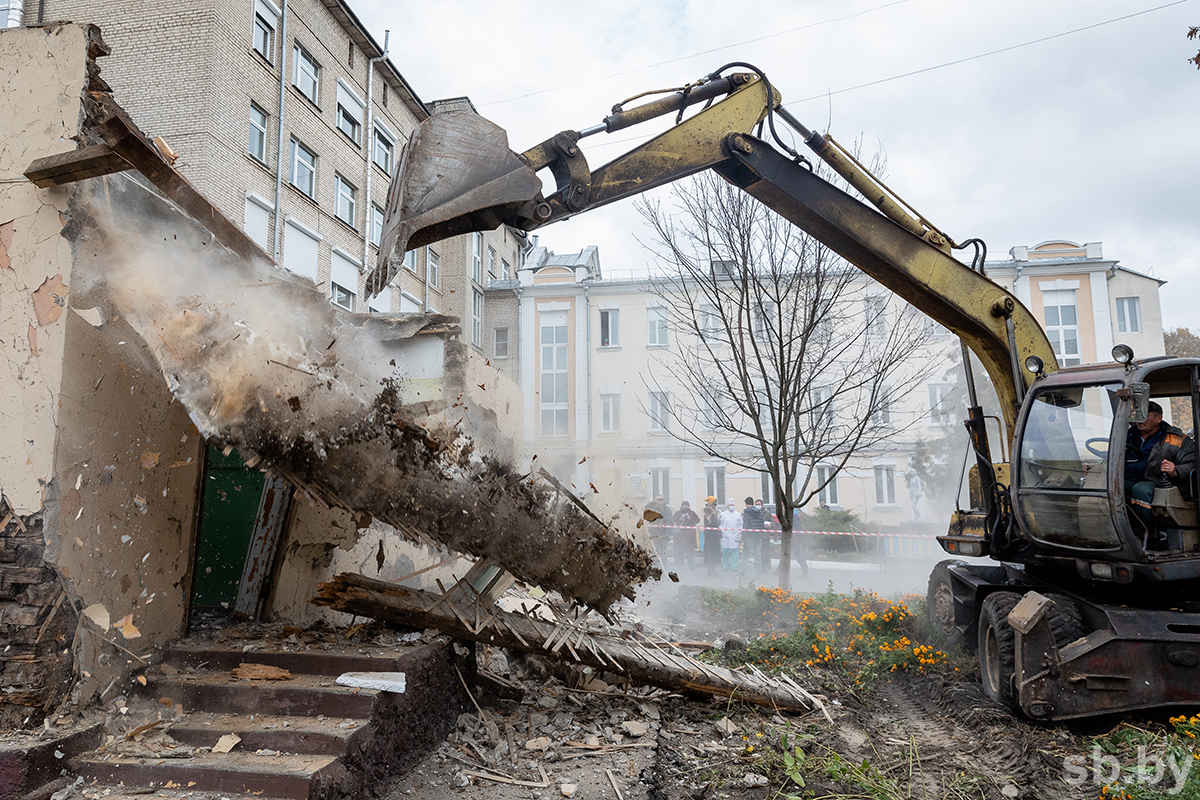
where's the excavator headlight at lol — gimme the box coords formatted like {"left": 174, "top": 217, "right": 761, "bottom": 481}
{"left": 1112, "top": 344, "right": 1135, "bottom": 364}
{"left": 1024, "top": 356, "right": 1044, "bottom": 376}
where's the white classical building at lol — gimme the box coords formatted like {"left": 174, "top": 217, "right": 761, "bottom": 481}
{"left": 486, "top": 239, "right": 1167, "bottom": 532}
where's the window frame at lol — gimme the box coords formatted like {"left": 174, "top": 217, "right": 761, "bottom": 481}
{"left": 647, "top": 306, "right": 669, "bottom": 347}
{"left": 248, "top": 103, "right": 268, "bottom": 163}
{"left": 601, "top": 393, "right": 620, "bottom": 432}
{"left": 426, "top": 246, "right": 440, "bottom": 288}
{"left": 650, "top": 468, "right": 671, "bottom": 507}
{"left": 817, "top": 464, "right": 839, "bottom": 507}
{"left": 810, "top": 386, "right": 834, "bottom": 428}
{"left": 334, "top": 174, "right": 357, "bottom": 228}
{"left": 404, "top": 250, "right": 417, "bottom": 273}
{"left": 706, "top": 466, "right": 726, "bottom": 505}
{"left": 336, "top": 104, "right": 360, "bottom": 143}
{"left": 471, "top": 289, "right": 484, "bottom": 347}
{"left": 865, "top": 294, "right": 888, "bottom": 337}
{"left": 252, "top": 11, "right": 274, "bottom": 63}
{"left": 372, "top": 127, "right": 394, "bottom": 173}
{"left": 539, "top": 314, "right": 570, "bottom": 437}
{"left": 289, "top": 138, "right": 316, "bottom": 198}
{"left": 501, "top": 258, "right": 511, "bottom": 281}
{"left": 928, "top": 382, "right": 953, "bottom": 426}
{"left": 369, "top": 203, "right": 384, "bottom": 247}
{"left": 472, "top": 232, "right": 484, "bottom": 285}
{"left": 1116, "top": 296, "right": 1142, "bottom": 334}
{"left": 292, "top": 43, "right": 321, "bottom": 105}
{"left": 599, "top": 308, "right": 620, "bottom": 348}
{"left": 649, "top": 391, "right": 671, "bottom": 432}
{"left": 874, "top": 465, "right": 897, "bottom": 505}
{"left": 493, "top": 327, "right": 509, "bottom": 358}
{"left": 330, "top": 281, "right": 356, "bottom": 312}
{"left": 487, "top": 246, "right": 497, "bottom": 278}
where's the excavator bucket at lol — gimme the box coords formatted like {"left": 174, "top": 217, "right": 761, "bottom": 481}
{"left": 368, "top": 110, "right": 541, "bottom": 296}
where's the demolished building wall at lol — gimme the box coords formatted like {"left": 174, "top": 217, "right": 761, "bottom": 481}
{"left": 0, "top": 23, "right": 201, "bottom": 720}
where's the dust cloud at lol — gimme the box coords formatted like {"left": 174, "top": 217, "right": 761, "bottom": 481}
{"left": 70, "top": 174, "right": 657, "bottom": 613}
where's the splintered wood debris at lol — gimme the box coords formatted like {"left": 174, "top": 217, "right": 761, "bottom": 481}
{"left": 313, "top": 572, "right": 829, "bottom": 716}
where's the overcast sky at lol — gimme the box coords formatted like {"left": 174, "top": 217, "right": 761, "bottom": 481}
{"left": 354, "top": 0, "right": 1198, "bottom": 332}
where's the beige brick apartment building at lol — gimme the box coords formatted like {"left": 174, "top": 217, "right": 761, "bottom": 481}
{"left": 26, "top": 0, "right": 525, "bottom": 322}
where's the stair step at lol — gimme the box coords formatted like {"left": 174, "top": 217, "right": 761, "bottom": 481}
{"left": 76, "top": 751, "right": 340, "bottom": 800}
{"left": 145, "top": 672, "right": 378, "bottom": 718}
{"left": 166, "top": 712, "right": 370, "bottom": 756}
{"left": 164, "top": 642, "right": 412, "bottom": 676}
{"left": 74, "top": 789, "right": 291, "bottom": 800}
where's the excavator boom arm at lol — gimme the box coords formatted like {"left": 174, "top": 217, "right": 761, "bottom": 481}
{"left": 371, "top": 73, "right": 1058, "bottom": 443}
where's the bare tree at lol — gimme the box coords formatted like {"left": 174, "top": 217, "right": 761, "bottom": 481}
{"left": 636, "top": 171, "right": 938, "bottom": 590}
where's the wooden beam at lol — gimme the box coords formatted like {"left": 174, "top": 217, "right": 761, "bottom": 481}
{"left": 313, "top": 572, "right": 829, "bottom": 715}
{"left": 24, "top": 143, "right": 132, "bottom": 188}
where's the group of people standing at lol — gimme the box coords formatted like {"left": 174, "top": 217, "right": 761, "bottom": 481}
{"left": 646, "top": 495, "right": 777, "bottom": 579}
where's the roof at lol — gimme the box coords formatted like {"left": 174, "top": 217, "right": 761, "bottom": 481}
{"left": 319, "top": 0, "right": 428, "bottom": 119}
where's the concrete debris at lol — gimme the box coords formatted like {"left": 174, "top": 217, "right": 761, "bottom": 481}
{"left": 211, "top": 733, "right": 240, "bottom": 754}
{"left": 713, "top": 717, "right": 739, "bottom": 736}
{"left": 335, "top": 671, "right": 407, "bottom": 693}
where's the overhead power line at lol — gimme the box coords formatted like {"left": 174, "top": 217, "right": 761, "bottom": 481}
{"left": 785, "top": 0, "right": 1191, "bottom": 106}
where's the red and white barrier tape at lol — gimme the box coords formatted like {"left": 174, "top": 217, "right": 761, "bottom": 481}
{"left": 646, "top": 524, "right": 938, "bottom": 540}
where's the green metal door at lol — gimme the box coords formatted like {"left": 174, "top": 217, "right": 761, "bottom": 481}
{"left": 193, "top": 444, "right": 266, "bottom": 608}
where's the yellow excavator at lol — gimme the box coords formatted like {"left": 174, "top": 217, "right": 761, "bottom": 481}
{"left": 371, "top": 65, "right": 1200, "bottom": 721}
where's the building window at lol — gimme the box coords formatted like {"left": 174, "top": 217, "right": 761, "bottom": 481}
{"left": 871, "top": 386, "right": 892, "bottom": 427}
{"left": 290, "top": 139, "right": 316, "bottom": 198}
{"left": 601, "top": 394, "right": 620, "bottom": 432}
{"left": 426, "top": 247, "right": 440, "bottom": 287}
{"left": 248, "top": 104, "right": 268, "bottom": 162}
{"left": 865, "top": 294, "right": 888, "bottom": 337}
{"left": 487, "top": 246, "right": 497, "bottom": 278}
{"left": 471, "top": 289, "right": 484, "bottom": 347}
{"left": 752, "top": 300, "right": 776, "bottom": 341}
{"left": 700, "top": 305, "right": 721, "bottom": 343}
{"left": 494, "top": 327, "right": 509, "bottom": 358}
{"left": 702, "top": 392, "right": 721, "bottom": 429}
{"left": 649, "top": 391, "right": 670, "bottom": 432}
{"left": 331, "top": 282, "right": 355, "bottom": 311}
{"left": 810, "top": 386, "right": 833, "bottom": 427}
{"left": 928, "top": 383, "right": 952, "bottom": 426}
{"left": 817, "top": 464, "right": 839, "bottom": 506}
{"left": 650, "top": 468, "right": 671, "bottom": 506}
{"left": 293, "top": 44, "right": 321, "bottom": 104}
{"left": 706, "top": 466, "right": 726, "bottom": 505}
{"left": 472, "top": 232, "right": 484, "bottom": 284}
{"left": 540, "top": 313, "right": 569, "bottom": 436}
{"left": 599, "top": 309, "right": 619, "bottom": 347}
{"left": 501, "top": 258, "right": 511, "bottom": 280}
{"left": 875, "top": 465, "right": 896, "bottom": 505}
{"left": 252, "top": 10, "right": 274, "bottom": 63}
{"left": 283, "top": 219, "right": 319, "bottom": 282}
{"left": 760, "top": 472, "right": 775, "bottom": 505}
{"left": 369, "top": 204, "right": 384, "bottom": 246}
{"left": 337, "top": 105, "right": 359, "bottom": 143}
{"left": 373, "top": 126, "right": 394, "bottom": 174}
{"left": 1116, "top": 296, "right": 1142, "bottom": 334}
{"left": 647, "top": 306, "right": 668, "bottom": 347}
{"left": 334, "top": 175, "right": 356, "bottom": 227}
{"left": 404, "top": 250, "right": 417, "bottom": 273}
{"left": 1042, "top": 288, "right": 1081, "bottom": 366}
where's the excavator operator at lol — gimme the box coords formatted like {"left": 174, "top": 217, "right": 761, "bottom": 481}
{"left": 1125, "top": 401, "right": 1197, "bottom": 528}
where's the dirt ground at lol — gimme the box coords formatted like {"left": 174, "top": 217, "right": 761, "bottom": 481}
{"left": 383, "top": 573, "right": 1112, "bottom": 800}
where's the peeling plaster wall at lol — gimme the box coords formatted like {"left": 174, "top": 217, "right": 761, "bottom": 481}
{"left": 0, "top": 26, "right": 204, "bottom": 708}
{"left": 48, "top": 305, "right": 203, "bottom": 702}
{"left": 0, "top": 24, "right": 90, "bottom": 516}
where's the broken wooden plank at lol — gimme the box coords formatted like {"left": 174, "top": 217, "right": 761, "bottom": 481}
{"left": 24, "top": 143, "right": 132, "bottom": 187}
{"left": 312, "top": 573, "right": 825, "bottom": 715}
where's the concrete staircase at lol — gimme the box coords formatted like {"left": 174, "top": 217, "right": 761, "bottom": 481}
{"left": 69, "top": 638, "right": 468, "bottom": 800}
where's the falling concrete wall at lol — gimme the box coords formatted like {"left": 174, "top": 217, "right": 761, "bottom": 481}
{"left": 0, "top": 24, "right": 202, "bottom": 715}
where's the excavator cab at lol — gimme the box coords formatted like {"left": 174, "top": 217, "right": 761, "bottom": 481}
{"left": 1011, "top": 356, "right": 1200, "bottom": 583}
